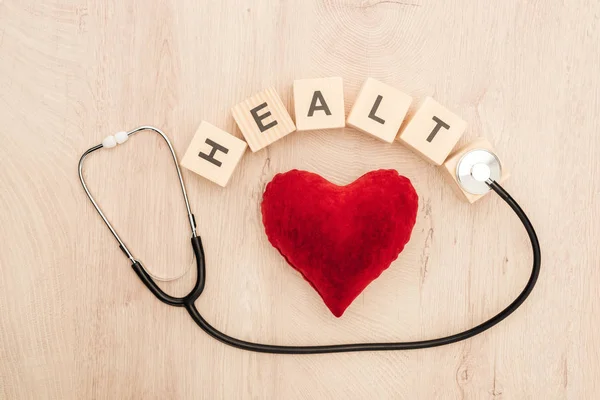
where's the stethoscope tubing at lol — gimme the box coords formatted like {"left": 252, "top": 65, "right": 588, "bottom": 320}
{"left": 153, "top": 181, "right": 540, "bottom": 354}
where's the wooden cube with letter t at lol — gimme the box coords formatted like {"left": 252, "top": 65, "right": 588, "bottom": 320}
{"left": 399, "top": 97, "right": 467, "bottom": 165}
{"left": 181, "top": 121, "right": 247, "bottom": 187}
{"left": 231, "top": 87, "right": 296, "bottom": 152}
{"left": 293, "top": 77, "right": 345, "bottom": 131}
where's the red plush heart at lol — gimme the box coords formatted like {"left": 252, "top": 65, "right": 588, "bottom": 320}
{"left": 261, "top": 169, "right": 418, "bottom": 317}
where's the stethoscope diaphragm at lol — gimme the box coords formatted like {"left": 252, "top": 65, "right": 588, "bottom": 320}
{"left": 456, "top": 149, "right": 502, "bottom": 194}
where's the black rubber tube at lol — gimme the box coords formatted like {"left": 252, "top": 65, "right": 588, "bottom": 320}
{"left": 131, "top": 236, "right": 205, "bottom": 307}
{"left": 135, "top": 181, "right": 541, "bottom": 354}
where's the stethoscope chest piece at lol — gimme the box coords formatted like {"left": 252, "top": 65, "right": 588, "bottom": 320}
{"left": 456, "top": 149, "right": 502, "bottom": 194}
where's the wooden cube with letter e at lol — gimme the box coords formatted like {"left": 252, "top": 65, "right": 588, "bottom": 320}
{"left": 231, "top": 87, "right": 296, "bottom": 152}
{"left": 181, "top": 121, "right": 247, "bottom": 187}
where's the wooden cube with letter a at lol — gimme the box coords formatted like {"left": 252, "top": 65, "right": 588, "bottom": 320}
{"left": 293, "top": 77, "right": 345, "bottom": 131}
{"left": 346, "top": 78, "right": 412, "bottom": 143}
{"left": 181, "top": 121, "right": 247, "bottom": 187}
{"left": 399, "top": 97, "right": 467, "bottom": 165}
{"left": 231, "top": 87, "right": 296, "bottom": 152}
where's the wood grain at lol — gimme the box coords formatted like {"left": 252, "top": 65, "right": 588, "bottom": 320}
{"left": 1, "top": 0, "right": 599, "bottom": 398}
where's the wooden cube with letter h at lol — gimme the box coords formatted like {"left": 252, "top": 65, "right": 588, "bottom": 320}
{"left": 399, "top": 97, "right": 467, "bottom": 165}
{"left": 181, "top": 121, "right": 247, "bottom": 187}
{"left": 231, "top": 87, "right": 296, "bottom": 152}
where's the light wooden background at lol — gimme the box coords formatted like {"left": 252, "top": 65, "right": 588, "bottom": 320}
{"left": 1, "top": 0, "right": 599, "bottom": 398}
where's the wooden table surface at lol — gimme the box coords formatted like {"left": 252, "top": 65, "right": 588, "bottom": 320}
{"left": 1, "top": 1, "right": 599, "bottom": 398}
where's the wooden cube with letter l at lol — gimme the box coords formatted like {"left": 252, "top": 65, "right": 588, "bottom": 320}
{"left": 346, "top": 78, "right": 412, "bottom": 143}
{"left": 231, "top": 87, "right": 296, "bottom": 152}
{"left": 399, "top": 97, "right": 467, "bottom": 165}
{"left": 181, "top": 121, "right": 247, "bottom": 187}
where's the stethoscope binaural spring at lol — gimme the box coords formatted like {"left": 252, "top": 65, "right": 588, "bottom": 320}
{"left": 78, "top": 126, "right": 541, "bottom": 354}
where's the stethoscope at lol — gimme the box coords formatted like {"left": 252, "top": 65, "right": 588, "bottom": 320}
{"left": 79, "top": 126, "right": 540, "bottom": 354}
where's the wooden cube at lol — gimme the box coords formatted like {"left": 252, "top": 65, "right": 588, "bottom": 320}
{"left": 441, "top": 138, "right": 509, "bottom": 203}
{"left": 293, "top": 77, "right": 345, "bottom": 131}
{"left": 231, "top": 87, "right": 296, "bottom": 152}
{"left": 346, "top": 78, "right": 412, "bottom": 143}
{"left": 181, "top": 121, "right": 247, "bottom": 187}
{"left": 399, "top": 97, "right": 467, "bottom": 165}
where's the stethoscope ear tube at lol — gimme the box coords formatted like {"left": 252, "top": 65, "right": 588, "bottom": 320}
{"left": 78, "top": 126, "right": 198, "bottom": 266}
